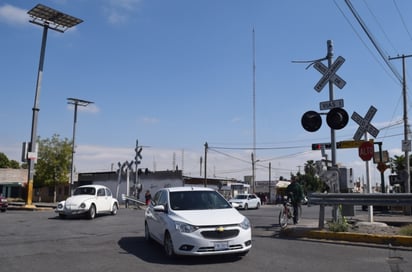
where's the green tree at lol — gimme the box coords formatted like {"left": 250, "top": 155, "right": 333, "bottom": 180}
{"left": 9, "top": 160, "right": 20, "bottom": 169}
{"left": 390, "top": 154, "right": 405, "bottom": 173}
{"left": 0, "top": 152, "right": 21, "bottom": 169}
{"left": 294, "top": 160, "right": 326, "bottom": 194}
{"left": 34, "top": 134, "right": 72, "bottom": 202}
{"left": 0, "top": 152, "right": 10, "bottom": 168}
{"left": 304, "top": 160, "right": 317, "bottom": 177}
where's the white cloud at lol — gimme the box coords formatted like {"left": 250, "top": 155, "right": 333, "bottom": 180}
{"left": 141, "top": 116, "right": 159, "bottom": 124}
{"left": 0, "top": 4, "right": 29, "bottom": 26}
{"left": 104, "top": 0, "right": 143, "bottom": 24}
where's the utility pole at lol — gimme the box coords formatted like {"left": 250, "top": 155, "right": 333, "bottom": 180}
{"left": 268, "top": 162, "right": 272, "bottom": 203}
{"left": 389, "top": 54, "right": 412, "bottom": 215}
{"left": 204, "top": 142, "right": 208, "bottom": 187}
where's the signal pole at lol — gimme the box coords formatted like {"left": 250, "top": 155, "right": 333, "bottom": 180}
{"left": 327, "top": 41, "right": 337, "bottom": 168}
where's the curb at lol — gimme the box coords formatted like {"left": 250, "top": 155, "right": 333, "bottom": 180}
{"left": 7, "top": 206, "right": 54, "bottom": 211}
{"left": 282, "top": 228, "right": 412, "bottom": 247}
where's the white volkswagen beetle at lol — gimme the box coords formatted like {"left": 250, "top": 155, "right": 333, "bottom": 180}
{"left": 55, "top": 185, "right": 119, "bottom": 219}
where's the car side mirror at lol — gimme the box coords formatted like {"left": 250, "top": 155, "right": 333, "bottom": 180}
{"left": 153, "top": 205, "right": 166, "bottom": 212}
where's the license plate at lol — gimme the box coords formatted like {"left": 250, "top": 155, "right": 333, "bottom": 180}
{"left": 214, "top": 241, "right": 229, "bottom": 251}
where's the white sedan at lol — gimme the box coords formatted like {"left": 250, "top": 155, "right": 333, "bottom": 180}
{"left": 229, "top": 194, "right": 261, "bottom": 210}
{"left": 144, "top": 186, "right": 252, "bottom": 257}
{"left": 55, "top": 185, "right": 119, "bottom": 219}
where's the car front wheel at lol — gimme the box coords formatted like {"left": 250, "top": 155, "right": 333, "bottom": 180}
{"left": 87, "top": 204, "right": 96, "bottom": 219}
{"left": 244, "top": 203, "right": 248, "bottom": 210}
{"left": 144, "top": 222, "right": 152, "bottom": 242}
{"left": 164, "top": 232, "right": 175, "bottom": 257}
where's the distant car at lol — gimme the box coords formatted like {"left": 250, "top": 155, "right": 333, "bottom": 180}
{"left": 55, "top": 185, "right": 119, "bottom": 219}
{"left": 229, "top": 194, "right": 261, "bottom": 210}
{"left": 0, "top": 194, "right": 8, "bottom": 212}
{"left": 144, "top": 186, "right": 252, "bottom": 257}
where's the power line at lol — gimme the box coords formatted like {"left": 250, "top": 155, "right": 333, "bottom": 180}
{"left": 333, "top": 0, "right": 399, "bottom": 85}
{"left": 344, "top": 0, "right": 403, "bottom": 84}
{"left": 392, "top": 0, "right": 412, "bottom": 44}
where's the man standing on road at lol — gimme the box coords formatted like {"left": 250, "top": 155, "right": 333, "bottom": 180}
{"left": 286, "top": 177, "right": 304, "bottom": 224}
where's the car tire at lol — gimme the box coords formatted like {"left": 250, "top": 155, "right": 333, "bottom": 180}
{"left": 164, "top": 232, "right": 175, "bottom": 257}
{"left": 144, "top": 222, "right": 153, "bottom": 242}
{"left": 111, "top": 203, "right": 118, "bottom": 215}
{"left": 244, "top": 203, "right": 248, "bottom": 210}
{"left": 87, "top": 204, "right": 96, "bottom": 219}
{"left": 1, "top": 209, "right": 6, "bottom": 213}
{"left": 256, "top": 203, "right": 260, "bottom": 209}
{"left": 59, "top": 213, "right": 66, "bottom": 219}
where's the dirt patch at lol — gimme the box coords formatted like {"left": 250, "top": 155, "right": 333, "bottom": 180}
{"left": 349, "top": 222, "right": 402, "bottom": 236}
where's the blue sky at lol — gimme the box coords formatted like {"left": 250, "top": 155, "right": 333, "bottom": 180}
{"left": 1, "top": 0, "right": 412, "bottom": 187}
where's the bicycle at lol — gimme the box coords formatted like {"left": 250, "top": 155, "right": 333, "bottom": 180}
{"left": 278, "top": 200, "right": 302, "bottom": 229}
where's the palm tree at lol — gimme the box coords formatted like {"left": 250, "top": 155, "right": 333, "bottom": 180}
{"left": 304, "top": 160, "right": 317, "bottom": 176}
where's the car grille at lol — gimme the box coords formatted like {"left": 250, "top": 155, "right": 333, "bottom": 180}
{"left": 201, "top": 229, "right": 240, "bottom": 239}
{"left": 197, "top": 244, "right": 244, "bottom": 252}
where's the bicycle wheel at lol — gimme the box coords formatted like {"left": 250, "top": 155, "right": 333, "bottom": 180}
{"left": 279, "top": 206, "right": 288, "bottom": 229}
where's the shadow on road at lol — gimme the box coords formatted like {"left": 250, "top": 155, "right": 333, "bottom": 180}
{"left": 117, "top": 236, "right": 244, "bottom": 265}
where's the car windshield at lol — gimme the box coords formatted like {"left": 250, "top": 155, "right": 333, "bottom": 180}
{"left": 235, "top": 195, "right": 248, "bottom": 199}
{"left": 73, "top": 187, "right": 96, "bottom": 196}
{"left": 170, "top": 191, "right": 231, "bottom": 210}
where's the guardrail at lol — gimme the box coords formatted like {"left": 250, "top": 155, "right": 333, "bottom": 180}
{"left": 308, "top": 193, "right": 412, "bottom": 206}
{"left": 307, "top": 193, "right": 412, "bottom": 228}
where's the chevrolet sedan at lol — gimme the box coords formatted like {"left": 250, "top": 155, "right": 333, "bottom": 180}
{"left": 55, "top": 185, "right": 119, "bottom": 219}
{"left": 144, "top": 187, "right": 252, "bottom": 258}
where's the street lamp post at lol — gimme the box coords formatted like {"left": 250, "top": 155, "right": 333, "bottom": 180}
{"left": 25, "top": 4, "right": 83, "bottom": 207}
{"left": 67, "top": 98, "right": 93, "bottom": 196}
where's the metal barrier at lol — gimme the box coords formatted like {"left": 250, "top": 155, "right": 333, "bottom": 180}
{"left": 307, "top": 193, "right": 412, "bottom": 228}
{"left": 308, "top": 193, "right": 412, "bottom": 206}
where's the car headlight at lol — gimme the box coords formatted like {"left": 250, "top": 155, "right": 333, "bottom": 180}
{"left": 57, "top": 203, "right": 63, "bottom": 209}
{"left": 239, "top": 217, "right": 251, "bottom": 230}
{"left": 174, "top": 221, "right": 198, "bottom": 233}
{"left": 80, "top": 203, "right": 86, "bottom": 209}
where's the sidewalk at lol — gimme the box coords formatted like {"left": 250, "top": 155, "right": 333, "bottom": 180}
{"left": 282, "top": 212, "right": 412, "bottom": 248}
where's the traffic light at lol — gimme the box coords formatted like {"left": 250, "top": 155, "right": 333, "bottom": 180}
{"left": 311, "top": 143, "right": 332, "bottom": 150}
{"left": 326, "top": 108, "right": 348, "bottom": 130}
{"left": 301, "top": 111, "right": 322, "bottom": 132}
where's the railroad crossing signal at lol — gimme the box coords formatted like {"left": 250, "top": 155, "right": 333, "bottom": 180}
{"left": 313, "top": 56, "right": 346, "bottom": 92}
{"left": 351, "top": 106, "right": 380, "bottom": 141}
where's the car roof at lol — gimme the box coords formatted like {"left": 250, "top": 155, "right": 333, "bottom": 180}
{"left": 162, "top": 186, "right": 214, "bottom": 192}
{"left": 77, "top": 184, "right": 107, "bottom": 189}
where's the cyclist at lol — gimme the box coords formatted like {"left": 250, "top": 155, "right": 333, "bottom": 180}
{"left": 286, "top": 177, "right": 304, "bottom": 224}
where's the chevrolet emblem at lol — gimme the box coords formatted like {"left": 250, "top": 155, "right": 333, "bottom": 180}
{"left": 216, "top": 226, "right": 225, "bottom": 232}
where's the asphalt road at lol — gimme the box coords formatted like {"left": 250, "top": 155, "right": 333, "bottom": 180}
{"left": 1, "top": 205, "right": 411, "bottom": 272}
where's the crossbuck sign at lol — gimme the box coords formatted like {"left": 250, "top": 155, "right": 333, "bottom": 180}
{"left": 351, "top": 106, "right": 380, "bottom": 141}
{"left": 313, "top": 56, "right": 346, "bottom": 92}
